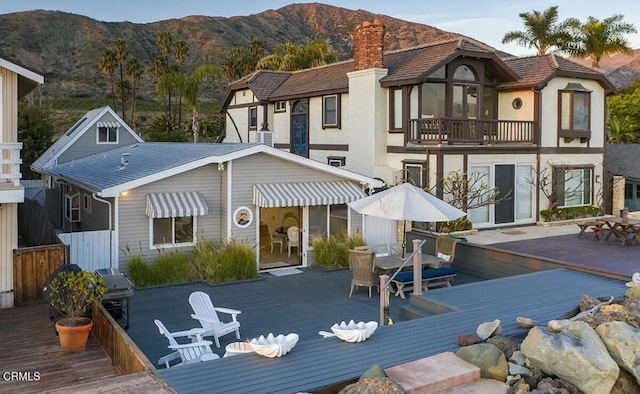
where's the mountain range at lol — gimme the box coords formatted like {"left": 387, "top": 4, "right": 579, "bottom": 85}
{"left": 0, "top": 3, "right": 637, "bottom": 101}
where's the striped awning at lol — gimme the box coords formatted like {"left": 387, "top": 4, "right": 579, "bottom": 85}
{"left": 253, "top": 181, "right": 365, "bottom": 208}
{"left": 97, "top": 121, "right": 119, "bottom": 128}
{"left": 146, "top": 192, "right": 208, "bottom": 218}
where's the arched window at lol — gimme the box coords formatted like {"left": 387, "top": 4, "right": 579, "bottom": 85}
{"left": 453, "top": 65, "right": 477, "bottom": 81}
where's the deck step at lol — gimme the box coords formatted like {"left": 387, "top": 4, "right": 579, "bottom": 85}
{"left": 385, "top": 351, "right": 480, "bottom": 393}
{"left": 435, "top": 378, "right": 509, "bottom": 393}
{"left": 398, "top": 303, "right": 437, "bottom": 320}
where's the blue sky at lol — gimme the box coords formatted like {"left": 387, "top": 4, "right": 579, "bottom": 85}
{"left": 1, "top": 0, "right": 639, "bottom": 56}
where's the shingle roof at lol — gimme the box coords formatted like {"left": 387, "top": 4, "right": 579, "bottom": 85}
{"left": 605, "top": 144, "right": 640, "bottom": 180}
{"left": 270, "top": 61, "right": 354, "bottom": 99}
{"left": 500, "top": 54, "right": 616, "bottom": 92}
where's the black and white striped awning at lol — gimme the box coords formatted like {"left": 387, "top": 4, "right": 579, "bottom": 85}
{"left": 146, "top": 192, "right": 208, "bottom": 218}
{"left": 253, "top": 181, "right": 365, "bottom": 208}
{"left": 97, "top": 121, "right": 119, "bottom": 128}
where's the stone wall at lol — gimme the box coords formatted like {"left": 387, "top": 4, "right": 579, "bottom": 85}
{"left": 612, "top": 175, "right": 625, "bottom": 216}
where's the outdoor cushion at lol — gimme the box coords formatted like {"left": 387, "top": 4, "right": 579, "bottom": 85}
{"left": 393, "top": 267, "right": 456, "bottom": 283}
{"left": 437, "top": 252, "right": 451, "bottom": 262}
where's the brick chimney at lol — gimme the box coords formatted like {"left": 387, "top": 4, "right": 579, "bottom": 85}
{"left": 353, "top": 19, "right": 385, "bottom": 70}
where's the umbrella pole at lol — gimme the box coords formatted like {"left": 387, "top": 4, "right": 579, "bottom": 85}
{"left": 402, "top": 220, "right": 406, "bottom": 259}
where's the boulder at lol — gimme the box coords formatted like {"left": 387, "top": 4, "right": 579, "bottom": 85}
{"left": 455, "top": 343, "right": 508, "bottom": 381}
{"left": 338, "top": 378, "right": 405, "bottom": 394}
{"left": 520, "top": 320, "right": 619, "bottom": 394}
{"left": 623, "top": 296, "right": 640, "bottom": 328}
{"left": 625, "top": 286, "right": 640, "bottom": 299}
{"left": 596, "top": 321, "right": 640, "bottom": 384}
{"left": 580, "top": 304, "right": 635, "bottom": 328}
{"left": 487, "top": 336, "right": 521, "bottom": 359}
{"left": 611, "top": 368, "right": 640, "bottom": 394}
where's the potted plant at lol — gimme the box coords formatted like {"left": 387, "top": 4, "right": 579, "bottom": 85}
{"left": 48, "top": 270, "right": 107, "bottom": 352}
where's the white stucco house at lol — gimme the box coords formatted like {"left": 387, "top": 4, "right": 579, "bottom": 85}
{"left": 0, "top": 57, "right": 44, "bottom": 308}
{"left": 220, "top": 19, "right": 615, "bottom": 230}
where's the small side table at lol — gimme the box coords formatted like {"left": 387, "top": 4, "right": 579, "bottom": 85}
{"left": 224, "top": 341, "right": 254, "bottom": 357}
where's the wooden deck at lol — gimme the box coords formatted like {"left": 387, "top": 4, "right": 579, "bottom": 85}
{"left": 0, "top": 303, "right": 173, "bottom": 394}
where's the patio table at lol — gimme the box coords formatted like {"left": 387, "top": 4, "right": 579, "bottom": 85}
{"left": 595, "top": 217, "right": 640, "bottom": 245}
{"left": 375, "top": 254, "right": 440, "bottom": 273}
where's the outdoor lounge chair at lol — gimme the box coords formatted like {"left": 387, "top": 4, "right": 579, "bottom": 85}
{"left": 348, "top": 249, "right": 378, "bottom": 298}
{"left": 189, "top": 291, "right": 242, "bottom": 348}
{"left": 434, "top": 236, "right": 459, "bottom": 268}
{"left": 154, "top": 319, "right": 219, "bottom": 368}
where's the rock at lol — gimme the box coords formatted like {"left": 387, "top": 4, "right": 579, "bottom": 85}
{"left": 625, "top": 286, "right": 640, "bottom": 299}
{"left": 516, "top": 316, "right": 540, "bottom": 328}
{"left": 455, "top": 343, "right": 508, "bottom": 381}
{"left": 457, "top": 333, "right": 482, "bottom": 346}
{"left": 487, "top": 336, "right": 521, "bottom": 359}
{"left": 476, "top": 319, "right": 502, "bottom": 340}
{"left": 579, "top": 294, "right": 600, "bottom": 311}
{"left": 359, "top": 363, "right": 386, "bottom": 380}
{"left": 339, "top": 378, "right": 405, "bottom": 394}
{"left": 533, "top": 377, "right": 580, "bottom": 394}
{"left": 623, "top": 296, "right": 640, "bottom": 328}
{"left": 611, "top": 368, "right": 640, "bottom": 394}
{"left": 596, "top": 321, "right": 640, "bottom": 384}
{"left": 509, "top": 350, "right": 527, "bottom": 365}
{"left": 509, "top": 362, "right": 533, "bottom": 376}
{"left": 507, "top": 378, "right": 530, "bottom": 394}
{"left": 520, "top": 320, "right": 619, "bottom": 394}
{"left": 581, "top": 304, "right": 635, "bottom": 328}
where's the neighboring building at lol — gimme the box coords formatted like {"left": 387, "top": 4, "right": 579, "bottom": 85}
{"left": 605, "top": 144, "right": 640, "bottom": 212}
{"left": 221, "top": 20, "right": 615, "bottom": 229}
{"left": 0, "top": 57, "right": 44, "bottom": 308}
{"left": 42, "top": 142, "right": 383, "bottom": 271}
{"left": 31, "top": 106, "right": 143, "bottom": 230}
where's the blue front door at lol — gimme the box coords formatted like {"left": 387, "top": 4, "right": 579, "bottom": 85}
{"left": 291, "top": 101, "right": 308, "bottom": 157}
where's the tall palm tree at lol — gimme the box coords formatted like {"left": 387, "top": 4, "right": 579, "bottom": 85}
{"left": 502, "top": 6, "right": 573, "bottom": 55}
{"left": 257, "top": 39, "right": 338, "bottom": 71}
{"left": 156, "top": 32, "right": 174, "bottom": 125}
{"left": 566, "top": 15, "right": 637, "bottom": 68}
{"left": 99, "top": 49, "right": 117, "bottom": 110}
{"left": 126, "top": 58, "right": 144, "bottom": 131}
{"left": 112, "top": 38, "right": 129, "bottom": 121}
{"left": 173, "top": 40, "right": 189, "bottom": 127}
{"left": 183, "top": 65, "right": 219, "bottom": 142}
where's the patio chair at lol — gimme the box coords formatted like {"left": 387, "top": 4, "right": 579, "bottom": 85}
{"left": 268, "top": 224, "right": 285, "bottom": 253}
{"left": 154, "top": 319, "right": 219, "bottom": 368}
{"left": 434, "top": 236, "right": 459, "bottom": 268}
{"left": 348, "top": 249, "right": 378, "bottom": 298}
{"left": 189, "top": 291, "right": 242, "bottom": 348}
{"left": 287, "top": 226, "right": 300, "bottom": 257}
{"left": 283, "top": 216, "right": 298, "bottom": 229}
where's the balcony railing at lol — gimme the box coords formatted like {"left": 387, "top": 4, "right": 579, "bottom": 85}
{"left": 408, "top": 118, "right": 538, "bottom": 146}
{"left": 0, "top": 143, "right": 22, "bottom": 187}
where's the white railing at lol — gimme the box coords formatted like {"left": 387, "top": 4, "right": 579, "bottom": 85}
{"left": 0, "top": 143, "right": 22, "bottom": 187}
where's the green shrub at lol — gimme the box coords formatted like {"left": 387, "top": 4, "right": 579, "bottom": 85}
{"left": 311, "top": 231, "right": 366, "bottom": 269}
{"left": 127, "top": 252, "right": 191, "bottom": 287}
{"left": 440, "top": 216, "right": 473, "bottom": 232}
{"left": 192, "top": 238, "right": 257, "bottom": 283}
{"left": 540, "top": 205, "right": 602, "bottom": 221}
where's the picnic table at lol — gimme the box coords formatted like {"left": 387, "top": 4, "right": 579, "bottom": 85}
{"left": 592, "top": 217, "right": 640, "bottom": 246}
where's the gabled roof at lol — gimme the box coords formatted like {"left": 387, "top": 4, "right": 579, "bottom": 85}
{"left": 31, "top": 106, "right": 144, "bottom": 173}
{"left": 43, "top": 142, "right": 384, "bottom": 197}
{"left": 0, "top": 57, "right": 44, "bottom": 99}
{"left": 499, "top": 53, "right": 616, "bottom": 93}
{"left": 605, "top": 144, "right": 640, "bottom": 181}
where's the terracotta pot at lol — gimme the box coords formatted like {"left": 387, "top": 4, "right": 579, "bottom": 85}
{"left": 55, "top": 317, "right": 93, "bottom": 353}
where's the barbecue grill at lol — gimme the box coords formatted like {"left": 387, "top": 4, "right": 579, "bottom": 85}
{"left": 96, "top": 268, "right": 134, "bottom": 329}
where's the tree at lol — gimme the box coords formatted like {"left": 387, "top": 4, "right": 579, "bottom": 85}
{"left": 99, "top": 49, "right": 117, "bottom": 110}
{"left": 112, "top": 38, "right": 130, "bottom": 121}
{"left": 173, "top": 40, "right": 189, "bottom": 128}
{"left": 607, "top": 115, "right": 637, "bottom": 143}
{"left": 523, "top": 160, "right": 585, "bottom": 211}
{"left": 126, "top": 58, "right": 144, "bottom": 131}
{"left": 565, "top": 14, "right": 637, "bottom": 68}
{"left": 607, "top": 84, "right": 640, "bottom": 140}
{"left": 221, "top": 39, "right": 264, "bottom": 82}
{"left": 257, "top": 39, "right": 338, "bottom": 71}
{"left": 182, "top": 65, "right": 219, "bottom": 142}
{"left": 502, "top": 6, "right": 573, "bottom": 55}
{"left": 17, "top": 100, "right": 54, "bottom": 180}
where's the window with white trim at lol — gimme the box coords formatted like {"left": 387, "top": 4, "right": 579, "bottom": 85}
{"left": 555, "top": 167, "right": 592, "bottom": 207}
{"left": 98, "top": 126, "right": 118, "bottom": 143}
{"left": 151, "top": 216, "right": 195, "bottom": 247}
{"left": 248, "top": 106, "right": 258, "bottom": 130}
{"left": 327, "top": 156, "right": 346, "bottom": 167}
{"left": 275, "top": 101, "right": 286, "bottom": 112}
{"left": 322, "top": 95, "right": 340, "bottom": 128}
{"left": 65, "top": 193, "right": 80, "bottom": 222}
{"left": 403, "top": 162, "right": 425, "bottom": 188}
{"left": 83, "top": 193, "right": 92, "bottom": 213}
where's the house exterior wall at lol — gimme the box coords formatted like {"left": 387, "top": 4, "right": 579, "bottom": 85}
{"left": 224, "top": 89, "right": 260, "bottom": 144}
{"left": 498, "top": 90, "right": 535, "bottom": 121}
{"left": 117, "top": 164, "right": 223, "bottom": 266}
{"left": 57, "top": 184, "right": 111, "bottom": 233}
{"left": 57, "top": 113, "right": 139, "bottom": 165}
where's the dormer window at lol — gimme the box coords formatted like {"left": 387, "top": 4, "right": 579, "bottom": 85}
{"left": 97, "top": 121, "right": 119, "bottom": 144}
{"left": 558, "top": 83, "right": 591, "bottom": 141}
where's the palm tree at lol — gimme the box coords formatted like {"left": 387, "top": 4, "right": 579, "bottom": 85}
{"left": 156, "top": 32, "right": 174, "bottom": 125}
{"left": 607, "top": 115, "right": 637, "bottom": 143}
{"left": 173, "top": 40, "right": 189, "bottom": 127}
{"left": 112, "top": 38, "right": 130, "bottom": 121}
{"left": 257, "top": 39, "right": 338, "bottom": 71}
{"left": 502, "top": 6, "right": 573, "bottom": 55}
{"left": 99, "top": 49, "right": 117, "bottom": 110}
{"left": 566, "top": 15, "right": 637, "bottom": 68}
{"left": 183, "top": 65, "right": 219, "bottom": 142}
{"left": 126, "top": 58, "right": 144, "bottom": 131}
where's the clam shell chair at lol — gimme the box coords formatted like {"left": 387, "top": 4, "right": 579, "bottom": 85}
{"left": 348, "top": 249, "right": 379, "bottom": 298}
{"left": 154, "top": 319, "right": 219, "bottom": 368}
{"left": 287, "top": 226, "right": 300, "bottom": 258}
{"left": 267, "top": 224, "right": 285, "bottom": 253}
{"left": 189, "top": 291, "right": 242, "bottom": 348}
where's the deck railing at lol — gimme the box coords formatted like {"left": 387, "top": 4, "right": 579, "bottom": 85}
{"left": 408, "top": 118, "right": 537, "bottom": 145}
{"left": 0, "top": 143, "right": 22, "bottom": 187}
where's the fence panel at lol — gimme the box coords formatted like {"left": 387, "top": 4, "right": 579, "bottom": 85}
{"left": 58, "top": 230, "right": 112, "bottom": 271}
{"left": 13, "top": 244, "right": 67, "bottom": 306}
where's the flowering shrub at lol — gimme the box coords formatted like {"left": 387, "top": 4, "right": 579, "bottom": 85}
{"left": 48, "top": 271, "right": 106, "bottom": 319}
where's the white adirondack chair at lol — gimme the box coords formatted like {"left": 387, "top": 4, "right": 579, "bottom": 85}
{"left": 154, "top": 319, "right": 219, "bottom": 368}
{"left": 189, "top": 291, "right": 242, "bottom": 348}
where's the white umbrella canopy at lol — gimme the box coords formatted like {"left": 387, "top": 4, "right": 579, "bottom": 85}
{"left": 348, "top": 182, "right": 466, "bottom": 222}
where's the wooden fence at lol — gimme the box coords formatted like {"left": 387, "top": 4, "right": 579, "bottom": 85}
{"left": 13, "top": 244, "right": 67, "bottom": 306}
{"left": 92, "top": 303, "right": 155, "bottom": 375}
{"left": 18, "top": 197, "right": 61, "bottom": 247}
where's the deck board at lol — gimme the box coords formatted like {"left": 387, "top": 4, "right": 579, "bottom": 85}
{"left": 153, "top": 269, "right": 625, "bottom": 393}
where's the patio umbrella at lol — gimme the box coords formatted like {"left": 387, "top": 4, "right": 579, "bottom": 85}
{"left": 347, "top": 182, "right": 466, "bottom": 255}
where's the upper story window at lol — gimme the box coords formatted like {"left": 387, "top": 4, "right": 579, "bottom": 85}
{"left": 421, "top": 83, "right": 446, "bottom": 118}
{"left": 275, "top": 101, "right": 286, "bottom": 112}
{"left": 560, "top": 90, "right": 590, "bottom": 131}
{"left": 98, "top": 126, "right": 118, "bottom": 144}
{"left": 453, "top": 65, "right": 477, "bottom": 81}
{"left": 65, "top": 193, "right": 80, "bottom": 222}
{"left": 322, "top": 95, "right": 340, "bottom": 128}
{"left": 390, "top": 88, "right": 403, "bottom": 130}
{"left": 248, "top": 106, "right": 258, "bottom": 130}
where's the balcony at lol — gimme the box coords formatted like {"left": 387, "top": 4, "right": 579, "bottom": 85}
{"left": 408, "top": 118, "right": 538, "bottom": 146}
{"left": 0, "top": 143, "right": 24, "bottom": 203}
